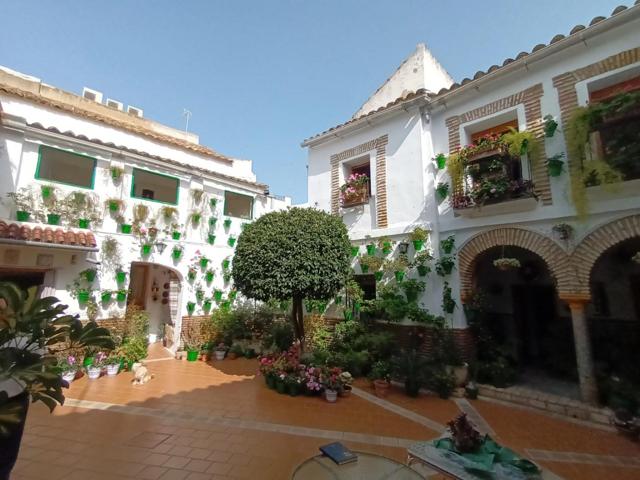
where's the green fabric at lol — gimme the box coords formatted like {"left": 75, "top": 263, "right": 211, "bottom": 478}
{"left": 433, "top": 435, "right": 541, "bottom": 476}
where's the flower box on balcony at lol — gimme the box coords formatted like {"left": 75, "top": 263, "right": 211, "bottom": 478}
{"left": 453, "top": 196, "right": 538, "bottom": 218}
{"left": 341, "top": 187, "right": 369, "bottom": 208}
{"left": 340, "top": 173, "right": 370, "bottom": 208}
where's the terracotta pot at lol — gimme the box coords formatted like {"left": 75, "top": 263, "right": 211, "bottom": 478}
{"left": 373, "top": 379, "right": 390, "bottom": 398}
{"left": 339, "top": 385, "right": 352, "bottom": 398}
{"left": 227, "top": 352, "right": 237, "bottom": 360}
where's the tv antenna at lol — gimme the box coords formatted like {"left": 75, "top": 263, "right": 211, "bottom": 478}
{"left": 182, "top": 108, "right": 192, "bottom": 133}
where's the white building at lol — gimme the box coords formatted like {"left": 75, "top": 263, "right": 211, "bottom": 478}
{"left": 0, "top": 66, "right": 290, "bottom": 351}
{"left": 303, "top": 4, "right": 640, "bottom": 407}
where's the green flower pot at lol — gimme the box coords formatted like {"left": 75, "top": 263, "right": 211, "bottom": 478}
{"left": 186, "top": 302, "right": 195, "bottom": 315}
{"left": 222, "top": 259, "right": 230, "bottom": 270}
{"left": 382, "top": 243, "right": 392, "bottom": 254}
{"left": 395, "top": 271, "right": 405, "bottom": 282}
{"left": 214, "top": 290, "right": 223, "bottom": 302}
{"left": 203, "top": 300, "right": 212, "bottom": 313}
{"left": 266, "top": 375, "right": 276, "bottom": 389}
{"left": 188, "top": 270, "right": 196, "bottom": 281}
{"left": 210, "top": 198, "right": 217, "bottom": 208}
{"left": 436, "top": 154, "right": 446, "bottom": 170}
{"left": 116, "top": 291, "right": 127, "bottom": 302}
{"left": 200, "top": 258, "right": 209, "bottom": 268}
{"left": 374, "top": 271, "right": 383, "bottom": 281}
{"left": 77, "top": 291, "right": 90, "bottom": 304}
{"left": 223, "top": 273, "right": 231, "bottom": 283}
{"left": 229, "top": 291, "right": 237, "bottom": 301}
{"left": 121, "top": 223, "right": 132, "bottom": 234}
{"left": 366, "top": 244, "right": 376, "bottom": 256}
{"left": 413, "top": 240, "right": 424, "bottom": 251}
{"left": 288, "top": 383, "right": 301, "bottom": 397}
{"left": 16, "top": 210, "right": 30, "bottom": 222}
{"left": 209, "top": 217, "right": 217, "bottom": 226}
{"left": 223, "top": 219, "right": 231, "bottom": 229}
{"left": 84, "top": 270, "right": 96, "bottom": 282}
{"left": 41, "top": 185, "right": 53, "bottom": 198}
{"left": 101, "top": 291, "right": 112, "bottom": 303}
{"left": 116, "top": 271, "right": 126, "bottom": 284}
{"left": 221, "top": 300, "right": 231, "bottom": 311}
{"left": 83, "top": 356, "right": 94, "bottom": 368}
{"left": 191, "top": 214, "right": 201, "bottom": 225}
{"left": 205, "top": 271, "right": 214, "bottom": 282}
{"left": 78, "top": 218, "right": 90, "bottom": 229}
{"left": 350, "top": 246, "right": 359, "bottom": 258}
{"left": 172, "top": 231, "right": 181, "bottom": 240}
{"left": 360, "top": 264, "right": 369, "bottom": 273}
{"left": 172, "top": 248, "right": 182, "bottom": 260}
{"left": 196, "top": 290, "right": 204, "bottom": 301}
{"left": 417, "top": 265, "right": 429, "bottom": 277}
{"left": 228, "top": 237, "right": 236, "bottom": 247}
{"left": 207, "top": 234, "right": 215, "bottom": 245}
{"left": 335, "top": 296, "right": 342, "bottom": 304}
{"left": 186, "top": 350, "right": 199, "bottom": 362}
{"left": 276, "top": 380, "right": 287, "bottom": 394}
{"left": 142, "top": 244, "right": 152, "bottom": 256}
{"left": 108, "top": 201, "right": 120, "bottom": 212}
{"left": 548, "top": 162, "right": 563, "bottom": 177}
{"left": 47, "top": 213, "right": 60, "bottom": 225}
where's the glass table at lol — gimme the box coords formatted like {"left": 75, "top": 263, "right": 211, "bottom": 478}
{"left": 292, "top": 451, "right": 423, "bottom": 479}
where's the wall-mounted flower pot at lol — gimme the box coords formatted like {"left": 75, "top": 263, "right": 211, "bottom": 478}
{"left": 101, "top": 291, "right": 112, "bottom": 303}
{"left": 191, "top": 214, "right": 201, "bottom": 225}
{"left": 223, "top": 218, "right": 232, "bottom": 229}
{"left": 412, "top": 240, "right": 424, "bottom": 251}
{"left": 435, "top": 154, "right": 447, "bottom": 170}
{"left": 186, "top": 302, "right": 195, "bottom": 315}
{"left": 172, "top": 231, "right": 181, "bottom": 240}
{"left": 187, "top": 350, "right": 198, "bottom": 361}
{"left": 83, "top": 269, "right": 97, "bottom": 282}
{"left": 78, "top": 218, "right": 90, "bottom": 229}
{"left": 366, "top": 244, "right": 376, "bottom": 256}
{"left": 116, "top": 291, "right": 127, "bottom": 302}
{"left": 16, "top": 210, "right": 30, "bottom": 222}
{"left": 221, "top": 300, "right": 231, "bottom": 311}
{"left": 222, "top": 259, "right": 230, "bottom": 270}
{"left": 121, "top": 223, "right": 132, "bottom": 234}
{"left": 47, "top": 214, "right": 60, "bottom": 225}
{"left": 196, "top": 290, "right": 205, "bottom": 302}
{"left": 214, "top": 290, "right": 223, "bottom": 302}
{"left": 229, "top": 291, "right": 237, "bottom": 301}
{"left": 77, "top": 290, "right": 90, "bottom": 304}
{"left": 223, "top": 273, "right": 231, "bottom": 283}
{"left": 417, "top": 266, "right": 429, "bottom": 277}
{"left": 350, "top": 246, "right": 359, "bottom": 258}
{"left": 116, "top": 271, "right": 126, "bottom": 283}
{"left": 188, "top": 270, "right": 196, "bottom": 281}
{"left": 203, "top": 300, "right": 212, "bottom": 313}
{"left": 360, "top": 264, "right": 369, "bottom": 273}
{"left": 394, "top": 271, "right": 405, "bottom": 282}
{"left": 41, "top": 185, "right": 53, "bottom": 198}
{"left": 209, "top": 217, "right": 217, "bottom": 226}
{"left": 108, "top": 201, "right": 120, "bottom": 212}
{"left": 205, "top": 271, "right": 214, "bottom": 282}
{"left": 172, "top": 248, "right": 182, "bottom": 260}
{"left": 548, "top": 162, "right": 564, "bottom": 177}
{"left": 141, "top": 244, "right": 152, "bottom": 256}
{"left": 228, "top": 237, "right": 236, "bottom": 247}
{"left": 382, "top": 242, "right": 392, "bottom": 255}
{"left": 200, "top": 258, "right": 209, "bottom": 269}
{"left": 441, "top": 243, "right": 454, "bottom": 254}
{"left": 210, "top": 198, "right": 217, "bottom": 208}
{"left": 374, "top": 271, "right": 383, "bottom": 281}
{"left": 208, "top": 234, "right": 215, "bottom": 245}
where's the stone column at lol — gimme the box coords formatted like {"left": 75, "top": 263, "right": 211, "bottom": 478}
{"left": 566, "top": 298, "right": 598, "bottom": 405}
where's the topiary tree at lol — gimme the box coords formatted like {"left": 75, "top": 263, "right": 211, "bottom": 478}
{"left": 232, "top": 207, "right": 351, "bottom": 345}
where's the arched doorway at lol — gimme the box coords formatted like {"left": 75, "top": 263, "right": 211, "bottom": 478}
{"left": 587, "top": 237, "right": 640, "bottom": 406}
{"left": 128, "top": 261, "right": 182, "bottom": 350}
{"left": 470, "top": 245, "right": 579, "bottom": 397}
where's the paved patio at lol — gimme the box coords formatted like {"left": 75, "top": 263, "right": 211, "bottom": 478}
{"left": 11, "top": 345, "right": 640, "bottom": 480}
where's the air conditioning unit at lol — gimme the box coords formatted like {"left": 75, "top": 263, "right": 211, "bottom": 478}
{"left": 105, "top": 98, "right": 124, "bottom": 111}
{"left": 82, "top": 87, "right": 103, "bottom": 103}
{"left": 127, "top": 105, "right": 143, "bottom": 118}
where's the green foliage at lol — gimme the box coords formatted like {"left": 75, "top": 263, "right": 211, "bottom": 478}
{"left": 210, "top": 307, "right": 252, "bottom": 345}
{"left": 427, "top": 367, "right": 456, "bottom": 399}
{"left": 392, "top": 349, "right": 429, "bottom": 396}
{"left": 264, "top": 321, "right": 295, "bottom": 352}
{"left": 362, "top": 284, "right": 409, "bottom": 322}
{"left": 0, "top": 282, "right": 114, "bottom": 435}
{"left": 435, "top": 256, "right": 455, "bottom": 276}
{"left": 383, "top": 254, "right": 409, "bottom": 273}
{"left": 408, "top": 227, "right": 429, "bottom": 242}
{"left": 412, "top": 250, "right": 434, "bottom": 267}
{"left": 501, "top": 128, "right": 539, "bottom": 161}
{"left": 359, "top": 254, "right": 383, "bottom": 271}
{"left": 400, "top": 279, "right": 426, "bottom": 303}
{"left": 368, "top": 360, "right": 391, "bottom": 382}
{"left": 442, "top": 282, "right": 456, "bottom": 314}
{"left": 543, "top": 115, "right": 558, "bottom": 137}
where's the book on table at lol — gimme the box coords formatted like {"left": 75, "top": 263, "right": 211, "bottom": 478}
{"left": 319, "top": 442, "right": 358, "bottom": 465}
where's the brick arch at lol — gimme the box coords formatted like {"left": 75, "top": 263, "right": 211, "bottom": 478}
{"left": 458, "top": 227, "right": 573, "bottom": 301}
{"left": 571, "top": 214, "right": 640, "bottom": 296}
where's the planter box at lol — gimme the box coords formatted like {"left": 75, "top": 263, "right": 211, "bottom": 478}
{"left": 341, "top": 190, "right": 369, "bottom": 208}
{"left": 16, "top": 210, "right": 30, "bottom": 222}
{"left": 454, "top": 196, "right": 538, "bottom": 218}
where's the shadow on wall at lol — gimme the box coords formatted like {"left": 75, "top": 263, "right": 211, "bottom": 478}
{"left": 0, "top": 136, "right": 18, "bottom": 217}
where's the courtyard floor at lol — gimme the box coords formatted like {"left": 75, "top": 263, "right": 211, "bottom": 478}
{"left": 11, "top": 344, "right": 640, "bottom": 480}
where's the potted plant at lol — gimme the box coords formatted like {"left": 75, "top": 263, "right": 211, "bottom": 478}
{"left": 369, "top": 361, "right": 391, "bottom": 398}
{"left": 57, "top": 355, "right": 79, "bottom": 384}
{"left": 87, "top": 351, "right": 107, "bottom": 379}
{"left": 442, "top": 282, "right": 456, "bottom": 314}
{"left": 222, "top": 258, "right": 231, "bottom": 270}
{"left": 436, "top": 182, "right": 449, "bottom": 201}
{"left": 141, "top": 243, "right": 152, "bottom": 256}
{"left": 195, "top": 289, "right": 205, "bottom": 302}
{"left": 81, "top": 268, "right": 97, "bottom": 282}
{"left": 338, "top": 372, "right": 353, "bottom": 397}
{"left": 46, "top": 212, "right": 61, "bottom": 225}
{"left": 198, "top": 255, "right": 210, "bottom": 269}
{"left": 203, "top": 298, "right": 213, "bottom": 314}
{"left": 191, "top": 188, "right": 204, "bottom": 203}
{"left": 546, "top": 153, "right": 565, "bottom": 177}
{"left": 543, "top": 114, "right": 558, "bottom": 137}
{"left": 428, "top": 367, "right": 456, "bottom": 399}
{"left": 207, "top": 234, "right": 216, "bottom": 245}
{"left": 210, "top": 198, "right": 218, "bottom": 209}
{"left": 214, "top": 290, "right": 223, "bottom": 302}
{"left": 320, "top": 366, "right": 343, "bottom": 403}
{"left": 172, "top": 245, "right": 183, "bottom": 260}
{"left": 366, "top": 243, "right": 376, "bottom": 256}
{"left": 187, "top": 267, "right": 197, "bottom": 281}
{"left": 205, "top": 269, "right": 215, "bottom": 283}
{"left": 186, "top": 301, "right": 196, "bottom": 315}
{"left": 552, "top": 223, "right": 573, "bottom": 240}
{"left": 435, "top": 153, "right": 447, "bottom": 170}
{"left": 228, "top": 343, "right": 244, "bottom": 360}
{"left": 384, "top": 255, "right": 409, "bottom": 282}
{"left": 100, "top": 290, "right": 112, "bottom": 303}
{"left": 105, "top": 198, "right": 124, "bottom": 214}
{"left": 40, "top": 184, "right": 56, "bottom": 200}
{"left": 116, "top": 289, "right": 127, "bottom": 302}
{"left": 116, "top": 270, "right": 127, "bottom": 284}
{"left": 400, "top": 279, "right": 426, "bottom": 303}
{"left": 214, "top": 343, "right": 227, "bottom": 361}
{"left": 440, "top": 235, "right": 455, "bottom": 254}
{"left": 350, "top": 245, "right": 359, "bottom": 258}
{"left": 228, "top": 236, "right": 236, "bottom": 247}
{"left": 435, "top": 256, "right": 455, "bottom": 276}
{"left": 190, "top": 210, "right": 203, "bottom": 226}
{"left": 409, "top": 227, "right": 429, "bottom": 251}
{"left": 223, "top": 218, "right": 232, "bottom": 229}
{"left": 105, "top": 356, "right": 120, "bottom": 376}
{"left": 286, "top": 374, "right": 303, "bottom": 397}
{"left": 340, "top": 173, "right": 370, "bottom": 207}
{"left": 392, "top": 349, "right": 428, "bottom": 397}
{"left": 6, "top": 187, "right": 36, "bottom": 222}
{"left": 493, "top": 258, "right": 521, "bottom": 271}
{"left": 359, "top": 255, "right": 382, "bottom": 276}
{"left": 120, "top": 222, "right": 133, "bottom": 234}
{"left": 229, "top": 290, "right": 237, "bottom": 301}
{"left": 377, "top": 237, "right": 393, "bottom": 255}
{"left": 413, "top": 250, "right": 433, "bottom": 277}
{"left": 110, "top": 165, "right": 125, "bottom": 181}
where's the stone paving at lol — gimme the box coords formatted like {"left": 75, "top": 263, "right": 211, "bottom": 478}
{"left": 11, "top": 345, "right": 640, "bottom": 479}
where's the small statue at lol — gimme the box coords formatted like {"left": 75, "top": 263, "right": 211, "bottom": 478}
{"left": 447, "top": 413, "right": 483, "bottom": 453}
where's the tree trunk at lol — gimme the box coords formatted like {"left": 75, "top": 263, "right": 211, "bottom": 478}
{"left": 291, "top": 296, "right": 305, "bottom": 350}
{"left": 0, "top": 391, "right": 29, "bottom": 480}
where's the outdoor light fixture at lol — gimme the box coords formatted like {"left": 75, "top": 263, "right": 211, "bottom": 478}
{"left": 398, "top": 242, "right": 409, "bottom": 254}
{"left": 155, "top": 240, "right": 167, "bottom": 254}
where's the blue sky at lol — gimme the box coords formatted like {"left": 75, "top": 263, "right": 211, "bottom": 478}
{"left": 0, "top": 0, "right": 626, "bottom": 202}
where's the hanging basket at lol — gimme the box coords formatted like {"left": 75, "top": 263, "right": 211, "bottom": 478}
{"left": 172, "top": 231, "right": 181, "bottom": 240}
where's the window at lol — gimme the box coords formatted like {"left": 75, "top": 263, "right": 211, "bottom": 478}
{"left": 223, "top": 191, "right": 253, "bottom": 219}
{"left": 36, "top": 146, "right": 96, "bottom": 188}
{"left": 340, "top": 157, "right": 371, "bottom": 208}
{"left": 588, "top": 76, "right": 640, "bottom": 182}
{"left": 131, "top": 169, "right": 179, "bottom": 204}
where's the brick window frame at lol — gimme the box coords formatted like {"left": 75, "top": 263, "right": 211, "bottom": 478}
{"left": 445, "top": 84, "right": 551, "bottom": 205}
{"left": 330, "top": 134, "right": 389, "bottom": 228}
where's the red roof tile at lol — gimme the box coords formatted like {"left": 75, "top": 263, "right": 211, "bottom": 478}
{"left": 0, "top": 221, "right": 97, "bottom": 248}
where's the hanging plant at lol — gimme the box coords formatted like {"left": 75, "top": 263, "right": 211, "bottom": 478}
{"left": 552, "top": 223, "right": 574, "bottom": 241}
{"left": 41, "top": 184, "right": 56, "bottom": 200}
{"left": 191, "top": 188, "right": 204, "bottom": 204}
{"left": 543, "top": 115, "right": 558, "bottom": 138}
{"left": 187, "top": 267, "right": 197, "bottom": 281}
{"left": 436, "top": 182, "right": 449, "bottom": 201}
{"left": 120, "top": 223, "right": 132, "bottom": 234}
{"left": 190, "top": 210, "right": 203, "bottom": 225}
{"left": 100, "top": 290, "right": 112, "bottom": 303}
{"left": 350, "top": 245, "right": 360, "bottom": 258}
{"left": 409, "top": 227, "right": 429, "bottom": 251}
{"left": 435, "top": 256, "right": 455, "bottom": 276}
{"left": 47, "top": 213, "right": 61, "bottom": 225}
{"left": 208, "top": 234, "right": 216, "bottom": 245}
{"left": 214, "top": 290, "right": 223, "bottom": 302}
{"left": 203, "top": 299, "right": 213, "bottom": 313}
{"left": 223, "top": 218, "right": 232, "bottom": 229}
{"left": 228, "top": 236, "right": 236, "bottom": 247}
{"left": 440, "top": 235, "right": 455, "bottom": 254}
{"left": 141, "top": 243, "right": 152, "bottom": 256}
{"left": 172, "top": 245, "right": 183, "bottom": 260}
{"left": 222, "top": 258, "right": 231, "bottom": 270}
{"left": 502, "top": 128, "right": 539, "bottom": 159}
{"left": 413, "top": 250, "right": 433, "bottom": 277}
{"left": 102, "top": 236, "right": 120, "bottom": 264}
{"left": 110, "top": 165, "right": 124, "bottom": 181}
{"left": 210, "top": 198, "right": 218, "bottom": 209}
{"left": 359, "top": 255, "right": 383, "bottom": 275}
{"left": 172, "top": 231, "right": 181, "bottom": 240}
{"left": 366, "top": 243, "right": 376, "bottom": 255}
{"left": 133, "top": 203, "right": 150, "bottom": 224}
{"left": 209, "top": 217, "right": 218, "bottom": 227}
{"left": 116, "top": 289, "right": 128, "bottom": 302}
{"left": 435, "top": 153, "right": 447, "bottom": 170}
{"left": 493, "top": 258, "right": 521, "bottom": 271}
{"left": 81, "top": 268, "right": 97, "bottom": 282}
{"left": 442, "top": 282, "right": 456, "bottom": 314}
{"left": 374, "top": 271, "right": 384, "bottom": 281}
{"left": 546, "top": 153, "right": 565, "bottom": 177}
{"left": 186, "top": 301, "right": 196, "bottom": 315}
{"left": 205, "top": 270, "right": 215, "bottom": 283}
{"left": 229, "top": 290, "right": 237, "bottom": 301}
{"left": 161, "top": 206, "right": 178, "bottom": 221}
{"left": 199, "top": 256, "right": 210, "bottom": 269}
{"left": 383, "top": 255, "right": 409, "bottom": 282}
{"left": 105, "top": 198, "right": 125, "bottom": 214}
{"left": 223, "top": 272, "right": 232, "bottom": 283}
{"left": 377, "top": 237, "right": 393, "bottom": 255}
{"left": 195, "top": 289, "right": 205, "bottom": 302}
{"left": 115, "top": 270, "right": 127, "bottom": 284}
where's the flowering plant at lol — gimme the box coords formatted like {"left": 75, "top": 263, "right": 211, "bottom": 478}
{"left": 493, "top": 258, "right": 521, "bottom": 270}
{"left": 215, "top": 342, "right": 227, "bottom": 352}
{"left": 92, "top": 351, "right": 108, "bottom": 368}
{"left": 319, "top": 366, "right": 343, "bottom": 391}
{"left": 340, "top": 173, "right": 369, "bottom": 206}
{"left": 304, "top": 366, "right": 323, "bottom": 392}
{"left": 57, "top": 355, "right": 78, "bottom": 372}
